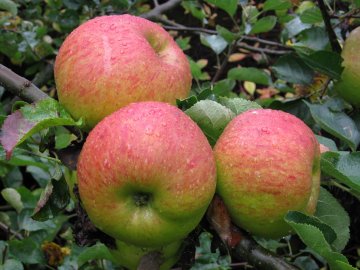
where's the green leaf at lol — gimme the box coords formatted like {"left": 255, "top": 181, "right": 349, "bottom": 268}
{"left": 0, "top": 259, "right": 23, "bottom": 270}
{"left": 300, "top": 7, "right": 323, "bottom": 24}
{"left": 54, "top": 126, "right": 77, "bottom": 150}
{"left": 0, "top": 0, "right": 17, "bottom": 16}
{"left": 315, "top": 187, "right": 350, "bottom": 251}
{"left": 299, "top": 51, "right": 343, "bottom": 79}
{"left": 9, "top": 238, "right": 45, "bottom": 264}
{"left": 200, "top": 34, "right": 228, "bottom": 55}
{"left": 218, "top": 97, "right": 262, "bottom": 115}
{"left": 305, "top": 100, "right": 360, "bottom": 151}
{"left": 263, "top": 0, "right": 292, "bottom": 11}
{"left": 191, "top": 232, "right": 231, "bottom": 270}
{"left": 296, "top": 27, "right": 329, "bottom": 51}
{"left": 285, "top": 213, "right": 356, "bottom": 270}
{"left": 321, "top": 151, "right": 360, "bottom": 193}
{"left": 213, "top": 79, "right": 236, "bottom": 97}
{"left": 285, "top": 211, "right": 337, "bottom": 245}
{"left": 285, "top": 17, "right": 312, "bottom": 38}
{"left": 0, "top": 98, "right": 82, "bottom": 159}
{"left": 315, "top": 135, "right": 338, "bottom": 151}
{"left": 1, "top": 188, "right": 23, "bottom": 213}
{"left": 250, "top": 16, "right": 277, "bottom": 34}
{"left": 77, "top": 243, "right": 115, "bottom": 267}
{"left": 272, "top": 54, "right": 314, "bottom": 84}
{"left": 185, "top": 100, "right": 235, "bottom": 146}
{"left": 216, "top": 25, "right": 236, "bottom": 43}
{"left": 228, "top": 67, "right": 272, "bottom": 85}
{"left": 32, "top": 178, "right": 70, "bottom": 221}
{"left": 205, "top": 0, "right": 238, "bottom": 17}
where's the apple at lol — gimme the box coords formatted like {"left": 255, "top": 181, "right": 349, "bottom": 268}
{"left": 213, "top": 109, "right": 320, "bottom": 238}
{"left": 110, "top": 239, "right": 183, "bottom": 270}
{"left": 54, "top": 15, "right": 192, "bottom": 130}
{"left": 77, "top": 102, "right": 216, "bottom": 247}
{"left": 334, "top": 27, "right": 360, "bottom": 107}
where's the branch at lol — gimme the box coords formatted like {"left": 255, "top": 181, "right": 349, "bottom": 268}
{"left": 317, "top": 0, "right": 342, "bottom": 53}
{"left": 140, "top": 0, "right": 182, "bottom": 19}
{"left": 0, "top": 64, "right": 49, "bottom": 103}
{"left": 207, "top": 196, "right": 298, "bottom": 270}
{"left": 236, "top": 42, "right": 291, "bottom": 55}
{"left": 0, "top": 221, "right": 23, "bottom": 240}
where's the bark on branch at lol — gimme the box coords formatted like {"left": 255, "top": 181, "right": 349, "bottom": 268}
{"left": 207, "top": 196, "right": 298, "bottom": 270}
{"left": 0, "top": 64, "right": 49, "bottom": 103}
{"left": 140, "top": 0, "right": 182, "bottom": 19}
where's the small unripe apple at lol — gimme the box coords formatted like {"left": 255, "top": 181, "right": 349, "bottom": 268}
{"left": 214, "top": 109, "right": 320, "bottom": 238}
{"left": 334, "top": 27, "right": 360, "bottom": 107}
{"left": 54, "top": 15, "right": 192, "bottom": 129}
{"left": 77, "top": 102, "right": 216, "bottom": 247}
{"left": 111, "top": 240, "right": 182, "bottom": 270}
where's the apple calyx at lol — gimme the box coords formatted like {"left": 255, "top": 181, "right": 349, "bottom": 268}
{"left": 133, "top": 192, "right": 152, "bottom": 207}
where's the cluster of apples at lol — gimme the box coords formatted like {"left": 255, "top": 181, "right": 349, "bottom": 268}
{"left": 55, "top": 15, "right": 320, "bottom": 269}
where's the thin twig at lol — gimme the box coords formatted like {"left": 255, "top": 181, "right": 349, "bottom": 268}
{"left": 212, "top": 42, "right": 237, "bottom": 83}
{"left": 237, "top": 42, "right": 291, "bottom": 55}
{"left": 140, "top": 0, "right": 182, "bottom": 19}
{"left": 0, "top": 221, "right": 23, "bottom": 240}
{"left": 317, "top": 0, "right": 342, "bottom": 53}
{"left": 0, "top": 64, "right": 49, "bottom": 103}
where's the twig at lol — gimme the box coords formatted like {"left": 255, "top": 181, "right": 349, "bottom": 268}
{"left": 140, "top": 0, "right": 182, "bottom": 19}
{"left": 317, "top": 0, "right": 342, "bottom": 53}
{"left": 237, "top": 42, "right": 291, "bottom": 55}
{"left": 212, "top": 42, "right": 236, "bottom": 83}
{"left": 0, "top": 64, "right": 49, "bottom": 103}
{"left": 0, "top": 221, "right": 23, "bottom": 240}
{"left": 207, "top": 196, "right": 298, "bottom": 270}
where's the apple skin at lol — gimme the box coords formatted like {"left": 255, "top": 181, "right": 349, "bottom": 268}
{"left": 334, "top": 27, "right": 360, "bottom": 107}
{"left": 214, "top": 109, "right": 320, "bottom": 238}
{"left": 111, "top": 239, "right": 183, "bottom": 270}
{"left": 77, "top": 102, "right": 216, "bottom": 247}
{"left": 54, "top": 15, "right": 192, "bottom": 130}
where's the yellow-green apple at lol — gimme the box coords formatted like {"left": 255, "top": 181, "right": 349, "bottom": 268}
{"left": 111, "top": 239, "right": 183, "bottom": 270}
{"left": 334, "top": 27, "right": 360, "bottom": 107}
{"left": 77, "top": 102, "right": 216, "bottom": 247}
{"left": 54, "top": 15, "right": 192, "bottom": 130}
{"left": 214, "top": 109, "right": 320, "bottom": 238}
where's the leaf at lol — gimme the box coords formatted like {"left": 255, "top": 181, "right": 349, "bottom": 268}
{"left": 213, "top": 79, "right": 236, "bottom": 97}
{"left": 296, "top": 27, "right": 329, "bottom": 51}
{"left": 272, "top": 54, "right": 314, "bottom": 84}
{"left": 299, "top": 51, "right": 343, "bottom": 79}
{"left": 285, "top": 211, "right": 337, "bottom": 245}
{"left": 321, "top": 151, "right": 360, "bottom": 193}
{"left": 218, "top": 97, "right": 262, "bottom": 115}
{"left": 216, "top": 25, "right": 237, "bottom": 43}
{"left": 305, "top": 100, "right": 360, "bottom": 151}
{"left": 77, "top": 243, "right": 115, "bottom": 267}
{"left": 32, "top": 178, "right": 70, "bottom": 221}
{"left": 200, "top": 34, "right": 228, "bottom": 55}
{"left": 0, "top": 98, "right": 83, "bottom": 159}
{"left": 293, "top": 256, "right": 319, "bottom": 270}
{"left": 250, "top": 16, "right": 277, "bottom": 34}
{"left": 1, "top": 188, "right": 23, "bottom": 213}
{"left": 315, "top": 187, "right": 350, "bottom": 251}
{"left": 0, "top": 259, "right": 23, "bottom": 270}
{"left": 0, "top": 0, "right": 17, "bottom": 16}
{"left": 205, "top": 0, "right": 238, "bottom": 17}
{"left": 228, "top": 67, "right": 272, "bottom": 85}
{"left": 285, "top": 17, "right": 312, "bottom": 38}
{"left": 285, "top": 213, "right": 356, "bottom": 270}
{"left": 263, "top": 0, "right": 292, "bottom": 11}
{"left": 191, "top": 232, "right": 231, "bottom": 270}
{"left": 315, "top": 135, "right": 338, "bottom": 151}
{"left": 9, "top": 238, "right": 45, "bottom": 264}
{"left": 185, "top": 100, "right": 235, "bottom": 146}
{"left": 300, "top": 7, "right": 323, "bottom": 24}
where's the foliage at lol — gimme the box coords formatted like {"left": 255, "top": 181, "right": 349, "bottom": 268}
{"left": 1, "top": 0, "right": 360, "bottom": 269}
